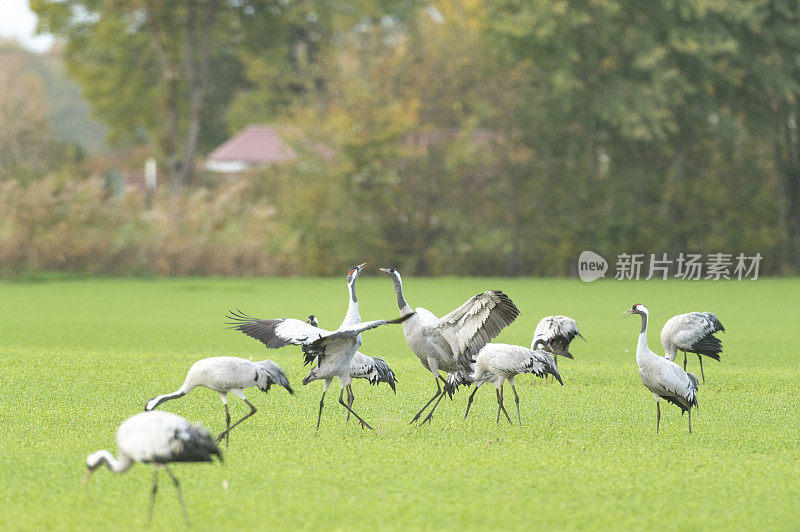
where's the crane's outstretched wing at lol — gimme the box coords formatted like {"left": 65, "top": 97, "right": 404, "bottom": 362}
{"left": 302, "top": 314, "right": 412, "bottom": 364}
{"left": 226, "top": 309, "right": 328, "bottom": 348}
{"left": 311, "top": 315, "right": 410, "bottom": 345}
{"left": 432, "top": 291, "right": 520, "bottom": 366}
{"left": 532, "top": 315, "right": 583, "bottom": 358}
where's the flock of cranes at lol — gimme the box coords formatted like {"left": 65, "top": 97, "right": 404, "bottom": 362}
{"left": 84, "top": 264, "right": 726, "bottom": 524}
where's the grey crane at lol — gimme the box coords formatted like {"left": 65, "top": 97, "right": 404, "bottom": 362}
{"left": 379, "top": 267, "right": 520, "bottom": 424}
{"left": 532, "top": 315, "right": 584, "bottom": 379}
{"left": 661, "top": 312, "right": 725, "bottom": 382}
{"left": 623, "top": 304, "right": 700, "bottom": 434}
{"left": 303, "top": 314, "right": 397, "bottom": 422}
{"left": 145, "top": 356, "right": 293, "bottom": 447}
{"left": 463, "top": 339, "right": 562, "bottom": 424}
{"left": 227, "top": 264, "right": 410, "bottom": 430}
{"left": 84, "top": 410, "right": 222, "bottom": 526}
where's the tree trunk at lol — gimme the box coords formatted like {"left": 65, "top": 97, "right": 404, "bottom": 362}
{"left": 776, "top": 111, "right": 800, "bottom": 272}
{"left": 145, "top": 0, "right": 218, "bottom": 191}
{"left": 177, "top": 0, "right": 219, "bottom": 188}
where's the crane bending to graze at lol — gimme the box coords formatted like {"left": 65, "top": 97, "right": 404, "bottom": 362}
{"left": 227, "top": 264, "right": 410, "bottom": 430}
{"left": 84, "top": 411, "right": 222, "bottom": 526}
{"left": 145, "top": 356, "right": 293, "bottom": 447}
{"left": 463, "top": 339, "right": 562, "bottom": 424}
{"left": 661, "top": 312, "right": 725, "bottom": 382}
{"left": 532, "top": 315, "right": 584, "bottom": 379}
{"left": 623, "top": 304, "right": 699, "bottom": 434}
{"left": 303, "top": 314, "right": 397, "bottom": 422}
{"left": 379, "top": 267, "right": 520, "bottom": 424}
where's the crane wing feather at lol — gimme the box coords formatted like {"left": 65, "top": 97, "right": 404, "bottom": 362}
{"left": 663, "top": 312, "right": 725, "bottom": 356}
{"left": 117, "top": 412, "right": 221, "bottom": 465}
{"left": 433, "top": 291, "right": 520, "bottom": 365}
{"left": 226, "top": 309, "right": 328, "bottom": 348}
{"left": 479, "top": 344, "right": 562, "bottom": 383}
{"left": 646, "top": 360, "right": 699, "bottom": 412}
{"left": 532, "top": 316, "right": 582, "bottom": 357}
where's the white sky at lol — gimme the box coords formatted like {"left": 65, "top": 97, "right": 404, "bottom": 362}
{"left": 0, "top": 0, "right": 55, "bottom": 52}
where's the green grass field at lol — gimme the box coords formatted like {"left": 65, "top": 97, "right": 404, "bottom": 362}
{"left": 1, "top": 276, "right": 798, "bottom": 530}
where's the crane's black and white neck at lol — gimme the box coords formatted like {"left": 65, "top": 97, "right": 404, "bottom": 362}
{"left": 379, "top": 267, "right": 414, "bottom": 316}
{"left": 340, "top": 263, "right": 366, "bottom": 328}
{"left": 85, "top": 450, "right": 133, "bottom": 474}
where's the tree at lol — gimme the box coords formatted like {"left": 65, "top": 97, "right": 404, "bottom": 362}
{"left": 32, "top": 0, "right": 250, "bottom": 189}
{"left": 0, "top": 41, "right": 78, "bottom": 182}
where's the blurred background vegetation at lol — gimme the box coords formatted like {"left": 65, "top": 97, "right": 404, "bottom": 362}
{"left": 1, "top": 0, "right": 798, "bottom": 276}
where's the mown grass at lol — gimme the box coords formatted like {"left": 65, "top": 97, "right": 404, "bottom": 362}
{"left": 1, "top": 276, "right": 798, "bottom": 531}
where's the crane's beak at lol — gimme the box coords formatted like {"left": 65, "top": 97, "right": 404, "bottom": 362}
{"left": 82, "top": 469, "right": 92, "bottom": 487}
{"left": 378, "top": 268, "right": 391, "bottom": 274}
{"left": 356, "top": 262, "right": 367, "bottom": 270}
{"left": 621, "top": 308, "right": 634, "bottom": 317}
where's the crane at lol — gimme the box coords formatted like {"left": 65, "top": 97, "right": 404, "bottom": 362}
{"left": 304, "top": 314, "right": 397, "bottom": 421}
{"left": 227, "top": 264, "right": 409, "bottom": 430}
{"left": 661, "top": 312, "right": 725, "bottom": 382}
{"left": 623, "top": 304, "right": 700, "bottom": 433}
{"left": 83, "top": 410, "right": 221, "bottom": 526}
{"left": 532, "top": 315, "right": 584, "bottom": 380}
{"left": 145, "top": 356, "right": 293, "bottom": 447}
{"left": 463, "top": 339, "right": 562, "bottom": 424}
{"left": 378, "top": 267, "right": 519, "bottom": 424}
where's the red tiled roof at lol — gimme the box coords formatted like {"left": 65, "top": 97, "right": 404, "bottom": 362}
{"left": 206, "top": 125, "right": 297, "bottom": 164}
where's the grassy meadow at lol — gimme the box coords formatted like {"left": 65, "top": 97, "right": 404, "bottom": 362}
{"left": 1, "top": 275, "right": 798, "bottom": 530}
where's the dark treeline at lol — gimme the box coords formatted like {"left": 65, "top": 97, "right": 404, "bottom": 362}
{"left": 5, "top": 1, "right": 798, "bottom": 276}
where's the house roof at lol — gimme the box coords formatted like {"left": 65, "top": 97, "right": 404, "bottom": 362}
{"left": 206, "top": 125, "right": 297, "bottom": 165}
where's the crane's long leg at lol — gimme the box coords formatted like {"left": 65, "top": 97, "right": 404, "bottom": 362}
{"left": 164, "top": 465, "right": 190, "bottom": 527}
{"left": 345, "top": 385, "right": 364, "bottom": 428}
{"left": 410, "top": 378, "right": 441, "bottom": 424}
{"left": 346, "top": 385, "right": 355, "bottom": 422}
{"left": 421, "top": 389, "right": 447, "bottom": 425}
{"left": 147, "top": 467, "right": 159, "bottom": 525}
{"left": 683, "top": 351, "right": 687, "bottom": 371}
{"left": 495, "top": 386, "right": 502, "bottom": 424}
{"left": 464, "top": 386, "right": 480, "bottom": 419}
{"left": 698, "top": 355, "right": 705, "bottom": 382}
{"left": 216, "top": 394, "right": 257, "bottom": 445}
{"left": 420, "top": 373, "right": 454, "bottom": 424}
{"left": 316, "top": 380, "right": 332, "bottom": 431}
{"left": 656, "top": 399, "right": 661, "bottom": 434}
{"left": 498, "top": 383, "right": 512, "bottom": 424}
{"left": 215, "top": 393, "right": 231, "bottom": 447}
{"left": 511, "top": 382, "right": 522, "bottom": 426}
{"left": 688, "top": 408, "right": 692, "bottom": 434}
{"left": 338, "top": 388, "right": 373, "bottom": 429}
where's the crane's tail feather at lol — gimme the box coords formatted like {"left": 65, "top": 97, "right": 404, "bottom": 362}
{"left": 443, "top": 372, "right": 470, "bottom": 399}
{"left": 368, "top": 357, "right": 397, "bottom": 392}
{"left": 687, "top": 332, "right": 723, "bottom": 359}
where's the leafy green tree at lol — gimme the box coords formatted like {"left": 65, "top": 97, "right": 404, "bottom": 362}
{"left": 32, "top": 0, "right": 249, "bottom": 189}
